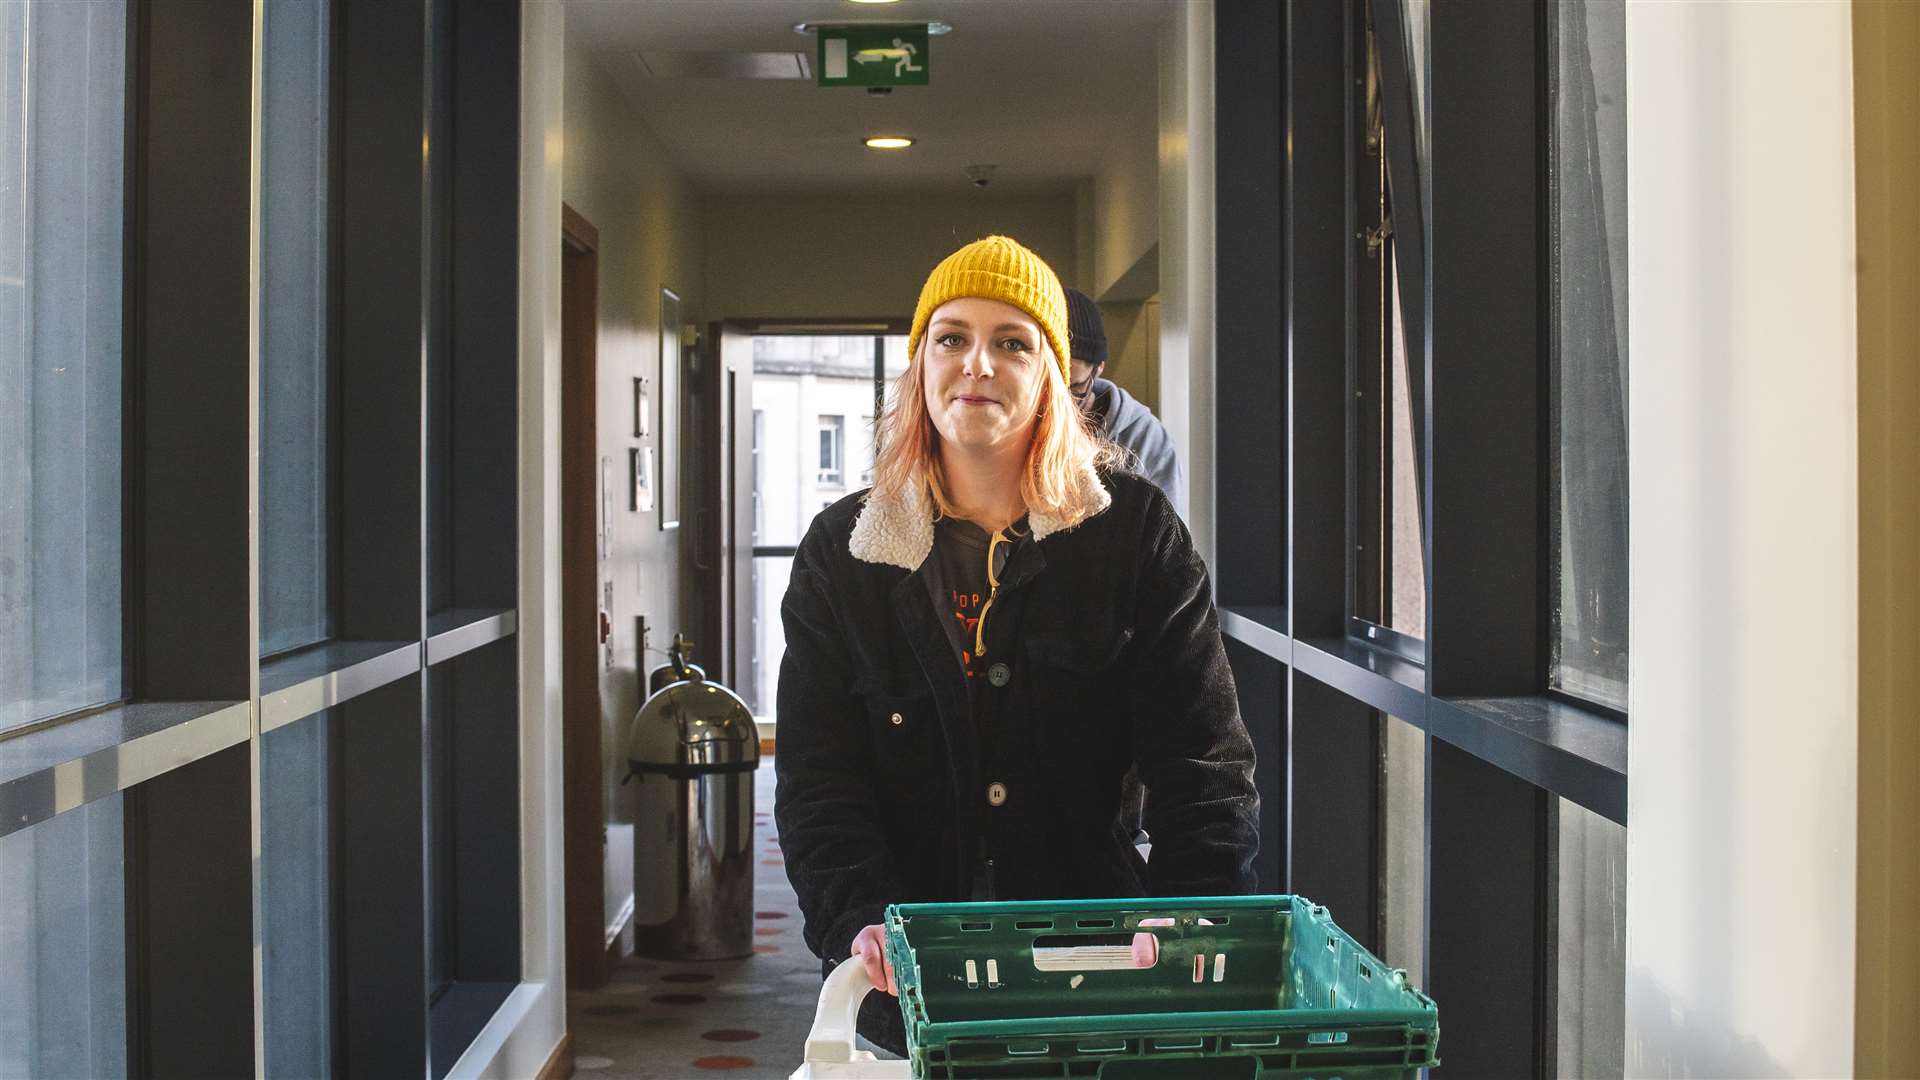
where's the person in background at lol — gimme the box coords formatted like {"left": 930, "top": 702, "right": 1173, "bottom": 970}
{"left": 1064, "top": 286, "right": 1186, "bottom": 511}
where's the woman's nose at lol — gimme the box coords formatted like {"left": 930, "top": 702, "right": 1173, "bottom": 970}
{"left": 962, "top": 344, "right": 994, "bottom": 378}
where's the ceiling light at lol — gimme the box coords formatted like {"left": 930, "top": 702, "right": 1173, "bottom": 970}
{"left": 865, "top": 136, "right": 915, "bottom": 150}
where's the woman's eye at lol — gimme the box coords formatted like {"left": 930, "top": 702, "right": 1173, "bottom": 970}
{"left": 936, "top": 333, "right": 965, "bottom": 348}
{"left": 998, "top": 337, "right": 1031, "bottom": 353}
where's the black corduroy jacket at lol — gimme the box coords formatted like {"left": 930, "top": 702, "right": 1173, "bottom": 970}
{"left": 773, "top": 465, "right": 1259, "bottom": 970}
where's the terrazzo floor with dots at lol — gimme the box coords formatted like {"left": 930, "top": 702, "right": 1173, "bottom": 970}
{"left": 568, "top": 759, "right": 887, "bottom": 1078}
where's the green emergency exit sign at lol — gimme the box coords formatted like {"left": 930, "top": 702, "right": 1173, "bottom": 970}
{"left": 816, "top": 25, "right": 930, "bottom": 87}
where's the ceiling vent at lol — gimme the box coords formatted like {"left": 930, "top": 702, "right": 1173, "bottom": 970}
{"left": 637, "top": 51, "right": 813, "bottom": 80}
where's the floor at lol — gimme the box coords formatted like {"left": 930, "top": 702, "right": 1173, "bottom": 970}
{"left": 567, "top": 759, "right": 837, "bottom": 1078}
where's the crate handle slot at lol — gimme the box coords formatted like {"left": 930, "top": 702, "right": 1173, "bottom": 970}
{"left": 1015, "top": 920, "right": 1054, "bottom": 931}
{"left": 1031, "top": 933, "right": 1151, "bottom": 971}
{"left": 1308, "top": 1030, "right": 1351, "bottom": 1045}
{"left": 1075, "top": 918, "right": 1116, "bottom": 929}
{"left": 1150, "top": 1038, "right": 1206, "bottom": 1052}
{"left": 960, "top": 921, "right": 992, "bottom": 932}
{"left": 1076, "top": 1041, "right": 1128, "bottom": 1054}
{"left": 1005, "top": 1040, "right": 1049, "bottom": 1056}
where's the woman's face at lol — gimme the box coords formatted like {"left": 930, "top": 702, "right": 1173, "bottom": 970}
{"left": 919, "top": 297, "right": 1052, "bottom": 457}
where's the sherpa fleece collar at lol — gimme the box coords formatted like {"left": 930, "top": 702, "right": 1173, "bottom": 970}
{"left": 848, "top": 462, "right": 1112, "bottom": 571}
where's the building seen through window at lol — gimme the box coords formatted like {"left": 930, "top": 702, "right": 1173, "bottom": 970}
{"left": 748, "top": 334, "right": 908, "bottom": 711}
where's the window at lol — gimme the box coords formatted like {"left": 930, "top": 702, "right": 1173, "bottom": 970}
{"left": 751, "top": 332, "right": 906, "bottom": 713}
{"left": 259, "top": 0, "right": 335, "bottom": 658}
{"left": 858, "top": 415, "right": 876, "bottom": 485}
{"left": 0, "top": 0, "right": 128, "bottom": 734}
{"left": 1349, "top": 1, "right": 1427, "bottom": 655}
{"left": 1546, "top": 0, "right": 1628, "bottom": 712}
{"left": 751, "top": 409, "right": 765, "bottom": 541}
{"left": 817, "top": 414, "right": 844, "bottom": 486}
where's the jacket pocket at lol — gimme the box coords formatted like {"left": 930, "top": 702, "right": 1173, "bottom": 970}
{"left": 1022, "top": 627, "right": 1133, "bottom": 675}
{"left": 853, "top": 680, "right": 942, "bottom": 809}
{"left": 1021, "top": 631, "right": 1135, "bottom": 778}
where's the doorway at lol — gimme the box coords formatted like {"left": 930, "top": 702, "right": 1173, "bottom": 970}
{"left": 559, "top": 203, "right": 614, "bottom": 989}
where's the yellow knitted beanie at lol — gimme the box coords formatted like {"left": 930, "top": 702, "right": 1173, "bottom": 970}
{"left": 907, "top": 235, "right": 1071, "bottom": 384}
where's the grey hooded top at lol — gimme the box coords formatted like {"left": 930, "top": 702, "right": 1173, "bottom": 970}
{"left": 1092, "top": 377, "right": 1185, "bottom": 511}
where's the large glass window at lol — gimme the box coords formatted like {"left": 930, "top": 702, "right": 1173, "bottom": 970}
{"left": 750, "top": 333, "right": 906, "bottom": 711}
{"left": 1379, "top": 713, "right": 1425, "bottom": 985}
{"left": 258, "top": 0, "right": 335, "bottom": 657}
{"left": 0, "top": 0, "right": 128, "bottom": 733}
{"left": 1547, "top": 0, "right": 1628, "bottom": 712}
{"left": 1350, "top": 4, "right": 1426, "bottom": 652}
{"left": 0, "top": 794, "right": 128, "bottom": 1079}
{"left": 261, "top": 711, "right": 335, "bottom": 1078}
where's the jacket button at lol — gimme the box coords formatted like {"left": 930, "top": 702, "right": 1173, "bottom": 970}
{"left": 986, "top": 781, "right": 1009, "bottom": 807}
{"left": 987, "top": 662, "right": 1011, "bottom": 687}
{"left": 889, "top": 712, "right": 904, "bottom": 726}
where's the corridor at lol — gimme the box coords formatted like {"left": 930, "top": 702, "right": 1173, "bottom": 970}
{"left": 568, "top": 764, "right": 816, "bottom": 1079}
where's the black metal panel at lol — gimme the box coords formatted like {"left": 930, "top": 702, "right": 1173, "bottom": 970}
{"left": 448, "top": 0, "right": 522, "bottom": 611}
{"left": 1426, "top": 0, "right": 1544, "bottom": 698}
{"left": 449, "top": 638, "right": 521, "bottom": 980}
{"left": 1288, "top": 677, "right": 1380, "bottom": 953}
{"left": 1429, "top": 696, "right": 1626, "bottom": 826}
{"left": 339, "top": 0, "right": 428, "bottom": 642}
{"left": 130, "top": 0, "right": 253, "bottom": 702}
{"left": 337, "top": 678, "right": 428, "bottom": 1073}
{"left": 1224, "top": 638, "right": 1285, "bottom": 894}
{"left": 425, "top": 0, "right": 456, "bottom": 617}
{"left": 1285, "top": 0, "right": 1353, "bottom": 642}
{"left": 1214, "top": 0, "right": 1285, "bottom": 612}
{"left": 1294, "top": 636, "right": 1427, "bottom": 725}
{"left": 126, "top": 745, "right": 253, "bottom": 1079}
{"left": 1428, "top": 737, "right": 1551, "bottom": 1078}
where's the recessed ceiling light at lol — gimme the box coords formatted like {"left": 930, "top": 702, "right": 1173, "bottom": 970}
{"left": 864, "top": 135, "right": 915, "bottom": 150}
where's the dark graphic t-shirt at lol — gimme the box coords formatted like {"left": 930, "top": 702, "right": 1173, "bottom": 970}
{"left": 933, "top": 517, "right": 992, "bottom": 681}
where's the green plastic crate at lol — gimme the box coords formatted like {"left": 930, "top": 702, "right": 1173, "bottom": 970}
{"left": 882, "top": 895, "right": 1439, "bottom": 1079}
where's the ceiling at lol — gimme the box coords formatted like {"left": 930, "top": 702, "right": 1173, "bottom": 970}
{"left": 563, "top": 0, "right": 1167, "bottom": 195}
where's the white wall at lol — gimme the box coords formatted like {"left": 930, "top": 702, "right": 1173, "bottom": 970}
{"left": 563, "top": 23, "right": 709, "bottom": 931}
{"left": 1089, "top": 85, "right": 1160, "bottom": 301}
{"left": 1624, "top": 4, "right": 1857, "bottom": 1077}
{"left": 1156, "top": 0, "right": 1215, "bottom": 560}
{"left": 701, "top": 191, "right": 1080, "bottom": 320}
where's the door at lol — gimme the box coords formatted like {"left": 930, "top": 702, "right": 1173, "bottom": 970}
{"left": 691, "top": 321, "right": 754, "bottom": 694}
{"left": 559, "top": 203, "right": 612, "bottom": 989}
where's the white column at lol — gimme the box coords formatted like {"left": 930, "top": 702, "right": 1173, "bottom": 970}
{"left": 1624, "top": 4, "right": 1857, "bottom": 1076}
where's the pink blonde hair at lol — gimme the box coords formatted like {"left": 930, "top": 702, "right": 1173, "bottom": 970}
{"left": 869, "top": 334, "right": 1122, "bottom": 526}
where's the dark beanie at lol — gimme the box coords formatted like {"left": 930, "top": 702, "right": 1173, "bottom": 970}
{"left": 1064, "top": 287, "right": 1108, "bottom": 366}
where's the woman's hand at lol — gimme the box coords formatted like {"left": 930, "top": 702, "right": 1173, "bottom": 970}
{"left": 850, "top": 923, "right": 898, "bottom": 996}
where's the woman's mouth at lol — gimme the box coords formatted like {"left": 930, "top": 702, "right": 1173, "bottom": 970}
{"left": 955, "top": 395, "right": 999, "bottom": 407}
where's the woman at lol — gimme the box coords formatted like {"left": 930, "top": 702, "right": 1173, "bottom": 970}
{"left": 774, "top": 235, "right": 1257, "bottom": 1052}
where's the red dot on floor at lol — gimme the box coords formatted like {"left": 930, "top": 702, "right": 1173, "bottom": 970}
{"left": 755, "top": 911, "right": 788, "bottom": 920}
{"left": 651, "top": 993, "right": 708, "bottom": 1006}
{"left": 753, "top": 944, "right": 781, "bottom": 954}
{"left": 701, "top": 1029, "right": 761, "bottom": 1043}
{"left": 693, "top": 1055, "right": 755, "bottom": 1070}
{"left": 762, "top": 858, "right": 783, "bottom": 866}
{"left": 755, "top": 927, "right": 782, "bottom": 936}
